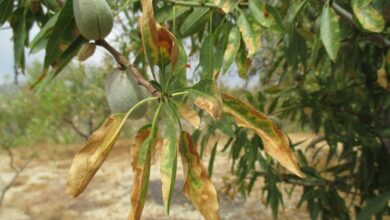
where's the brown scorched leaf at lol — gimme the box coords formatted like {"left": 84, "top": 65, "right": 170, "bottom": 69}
{"left": 190, "top": 80, "right": 223, "bottom": 120}
{"left": 178, "top": 103, "right": 200, "bottom": 129}
{"left": 140, "top": 0, "right": 159, "bottom": 68}
{"left": 180, "top": 132, "right": 221, "bottom": 220}
{"left": 129, "top": 125, "right": 156, "bottom": 220}
{"left": 66, "top": 114, "right": 126, "bottom": 197}
{"left": 222, "top": 93, "right": 304, "bottom": 177}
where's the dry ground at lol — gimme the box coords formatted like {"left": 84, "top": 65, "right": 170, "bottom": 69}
{"left": 0, "top": 134, "right": 317, "bottom": 220}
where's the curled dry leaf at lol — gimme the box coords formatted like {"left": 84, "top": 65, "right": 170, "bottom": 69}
{"left": 178, "top": 103, "right": 200, "bottom": 129}
{"left": 222, "top": 93, "right": 304, "bottom": 177}
{"left": 140, "top": 0, "right": 159, "bottom": 67}
{"left": 66, "top": 114, "right": 125, "bottom": 197}
{"left": 190, "top": 80, "right": 223, "bottom": 120}
{"left": 179, "top": 132, "right": 221, "bottom": 220}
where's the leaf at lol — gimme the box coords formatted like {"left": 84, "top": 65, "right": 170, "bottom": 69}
{"left": 66, "top": 114, "right": 126, "bottom": 197}
{"left": 352, "top": 0, "right": 385, "bottom": 33}
{"left": 180, "top": 132, "right": 221, "bottom": 220}
{"left": 129, "top": 136, "right": 153, "bottom": 220}
{"left": 155, "top": 5, "right": 190, "bottom": 23}
{"left": 237, "top": 10, "right": 257, "bottom": 57}
{"left": 44, "top": 0, "right": 77, "bottom": 69}
{"left": 208, "top": 141, "right": 218, "bottom": 177}
{"left": 236, "top": 45, "right": 252, "bottom": 78}
{"left": 29, "top": 13, "right": 60, "bottom": 54}
{"left": 357, "top": 191, "right": 390, "bottom": 220}
{"left": 249, "top": 0, "right": 274, "bottom": 28}
{"left": 320, "top": 1, "right": 340, "bottom": 61}
{"left": 179, "top": 8, "right": 210, "bottom": 37}
{"left": 221, "top": 26, "right": 241, "bottom": 74}
{"left": 200, "top": 35, "right": 213, "bottom": 79}
{"left": 130, "top": 125, "right": 152, "bottom": 171}
{"left": 0, "top": 0, "right": 13, "bottom": 25}
{"left": 190, "top": 80, "right": 223, "bottom": 120}
{"left": 215, "top": 0, "right": 239, "bottom": 13}
{"left": 178, "top": 103, "right": 200, "bottom": 129}
{"left": 222, "top": 93, "right": 304, "bottom": 177}
{"left": 10, "top": 6, "right": 28, "bottom": 70}
{"left": 160, "top": 110, "right": 178, "bottom": 214}
{"left": 284, "top": 0, "right": 308, "bottom": 30}
{"left": 377, "top": 68, "right": 389, "bottom": 90}
{"left": 140, "top": 0, "right": 159, "bottom": 69}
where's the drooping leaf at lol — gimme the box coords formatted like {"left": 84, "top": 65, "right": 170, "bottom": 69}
{"left": 236, "top": 44, "right": 252, "bottom": 78}
{"left": 160, "top": 110, "right": 179, "bottom": 214}
{"left": 66, "top": 114, "right": 126, "bottom": 197}
{"left": 200, "top": 35, "right": 213, "bottom": 79}
{"left": 208, "top": 141, "right": 218, "bottom": 177}
{"left": 10, "top": 6, "right": 28, "bottom": 71}
{"left": 357, "top": 191, "right": 390, "bottom": 220}
{"left": 189, "top": 80, "right": 223, "bottom": 120}
{"left": 179, "top": 132, "right": 221, "bottom": 220}
{"left": 129, "top": 135, "right": 154, "bottom": 220}
{"left": 221, "top": 26, "right": 241, "bottom": 74}
{"left": 140, "top": 0, "right": 159, "bottom": 69}
{"left": 0, "top": 0, "right": 14, "bottom": 25}
{"left": 249, "top": 0, "right": 274, "bottom": 28}
{"left": 29, "top": 12, "right": 60, "bottom": 54}
{"left": 320, "top": 1, "right": 340, "bottom": 61}
{"left": 352, "top": 0, "right": 385, "bottom": 33}
{"left": 222, "top": 93, "right": 304, "bottom": 177}
{"left": 284, "top": 0, "right": 308, "bottom": 30}
{"left": 215, "top": 0, "right": 239, "bottom": 13}
{"left": 237, "top": 10, "right": 257, "bottom": 57}
{"left": 178, "top": 103, "right": 200, "bottom": 129}
{"left": 130, "top": 125, "right": 152, "bottom": 170}
{"left": 44, "top": 0, "right": 77, "bottom": 69}
{"left": 179, "top": 8, "right": 210, "bottom": 37}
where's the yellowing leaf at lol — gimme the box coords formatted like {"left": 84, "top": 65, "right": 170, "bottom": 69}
{"left": 377, "top": 68, "right": 389, "bottom": 90}
{"left": 129, "top": 133, "right": 154, "bottom": 220}
{"left": 237, "top": 10, "right": 257, "bottom": 57}
{"left": 180, "top": 132, "right": 221, "bottom": 220}
{"left": 130, "top": 125, "right": 152, "bottom": 170}
{"left": 222, "top": 93, "right": 304, "bottom": 177}
{"left": 178, "top": 103, "right": 200, "bottom": 129}
{"left": 66, "top": 114, "right": 126, "bottom": 197}
{"left": 160, "top": 112, "right": 178, "bottom": 214}
{"left": 352, "top": 0, "right": 385, "bottom": 33}
{"left": 140, "top": 0, "right": 159, "bottom": 68}
{"left": 215, "top": 0, "right": 238, "bottom": 13}
{"left": 190, "top": 80, "right": 223, "bottom": 120}
{"left": 221, "top": 26, "right": 241, "bottom": 74}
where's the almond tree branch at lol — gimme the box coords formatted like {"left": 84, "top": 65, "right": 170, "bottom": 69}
{"left": 63, "top": 118, "right": 89, "bottom": 140}
{"left": 95, "top": 39, "right": 162, "bottom": 98}
{"left": 0, "top": 147, "right": 33, "bottom": 209}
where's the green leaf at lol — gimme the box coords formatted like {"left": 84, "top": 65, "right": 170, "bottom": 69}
{"left": 0, "top": 0, "right": 13, "bottom": 25}
{"left": 200, "top": 35, "right": 213, "bottom": 79}
{"left": 10, "top": 7, "right": 28, "bottom": 70}
{"left": 320, "top": 1, "right": 340, "bottom": 61}
{"left": 189, "top": 80, "right": 223, "bottom": 119}
{"left": 44, "top": 0, "right": 77, "bottom": 69}
{"left": 284, "top": 0, "right": 308, "bottom": 30}
{"left": 155, "top": 5, "right": 190, "bottom": 23}
{"left": 179, "top": 8, "right": 210, "bottom": 37}
{"left": 208, "top": 141, "right": 218, "bottom": 177}
{"left": 357, "top": 191, "right": 390, "bottom": 220}
{"left": 160, "top": 108, "right": 178, "bottom": 214}
{"left": 222, "top": 93, "right": 304, "bottom": 177}
{"left": 249, "top": 0, "right": 274, "bottom": 28}
{"left": 215, "top": 0, "right": 239, "bottom": 13}
{"left": 30, "top": 13, "right": 60, "bottom": 54}
{"left": 237, "top": 10, "right": 257, "bottom": 57}
{"left": 180, "top": 132, "right": 221, "bottom": 220}
{"left": 236, "top": 45, "right": 251, "bottom": 78}
{"left": 352, "top": 0, "right": 385, "bottom": 33}
{"left": 221, "top": 26, "right": 241, "bottom": 74}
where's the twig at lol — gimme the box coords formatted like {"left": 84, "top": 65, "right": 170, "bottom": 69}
{"left": 0, "top": 147, "right": 33, "bottom": 209}
{"left": 63, "top": 118, "right": 89, "bottom": 140}
{"left": 95, "top": 39, "right": 162, "bottom": 98}
{"left": 160, "top": 0, "right": 248, "bottom": 8}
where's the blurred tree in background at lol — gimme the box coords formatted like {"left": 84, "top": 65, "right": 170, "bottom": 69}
{"left": 0, "top": 0, "right": 389, "bottom": 219}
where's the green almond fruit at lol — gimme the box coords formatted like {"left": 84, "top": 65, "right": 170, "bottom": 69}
{"left": 73, "top": 0, "right": 114, "bottom": 40}
{"left": 105, "top": 70, "right": 148, "bottom": 119}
